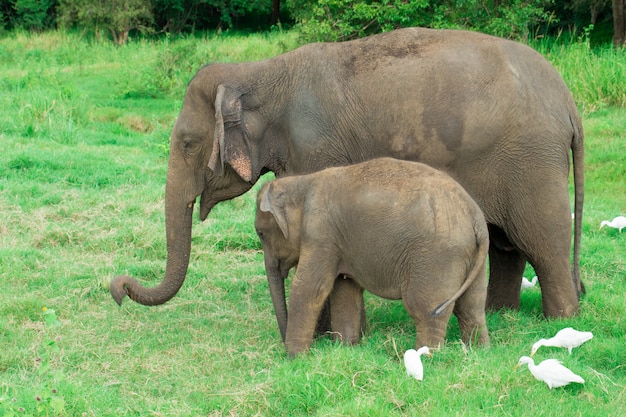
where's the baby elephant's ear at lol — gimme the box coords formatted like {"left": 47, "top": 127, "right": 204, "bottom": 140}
{"left": 259, "top": 182, "right": 289, "bottom": 239}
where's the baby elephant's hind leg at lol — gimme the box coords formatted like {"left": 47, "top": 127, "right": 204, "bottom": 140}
{"left": 414, "top": 313, "right": 453, "bottom": 348}
{"left": 453, "top": 262, "right": 490, "bottom": 346}
{"left": 402, "top": 277, "right": 452, "bottom": 348}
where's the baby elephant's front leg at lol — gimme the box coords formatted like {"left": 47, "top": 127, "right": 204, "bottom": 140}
{"left": 285, "top": 257, "right": 337, "bottom": 357}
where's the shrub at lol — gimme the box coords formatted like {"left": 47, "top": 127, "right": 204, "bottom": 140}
{"left": 285, "top": 0, "right": 556, "bottom": 42}
{"left": 285, "top": 0, "right": 429, "bottom": 41}
{"left": 12, "top": 0, "right": 56, "bottom": 31}
{"left": 57, "top": 0, "right": 153, "bottom": 44}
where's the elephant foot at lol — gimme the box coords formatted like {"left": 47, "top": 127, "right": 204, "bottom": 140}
{"left": 541, "top": 293, "right": 579, "bottom": 318}
{"left": 533, "top": 262, "right": 580, "bottom": 318}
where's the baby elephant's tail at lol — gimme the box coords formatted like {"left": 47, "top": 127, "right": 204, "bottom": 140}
{"left": 430, "top": 219, "right": 489, "bottom": 317}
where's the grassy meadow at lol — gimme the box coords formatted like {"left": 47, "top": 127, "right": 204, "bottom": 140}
{"left": 0, "top": 30, "right": 625, "bottom": 416}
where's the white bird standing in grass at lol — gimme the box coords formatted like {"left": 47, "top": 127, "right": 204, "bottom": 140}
{"left": 516, "top": 356, "right": 585, "bottom": 389}
{"left": 404, "top": 346, "right": 431, "bottom": 381}
{"left": 600, "top": 215, "right": 626, "bottom": 232}
{"left": 521, "top": 276, "right": 538, "bottom": 290}
{"left": 531, "top": 327, "right": 593, "bottom": 356}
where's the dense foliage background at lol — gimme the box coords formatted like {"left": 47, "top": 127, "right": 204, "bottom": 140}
{"left": 0, "top": 0, "right": 621, "bottom": 44}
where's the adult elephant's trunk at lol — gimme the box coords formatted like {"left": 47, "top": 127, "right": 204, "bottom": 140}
{"left": 110, "top": 181, "right": 195, "bottom": 306}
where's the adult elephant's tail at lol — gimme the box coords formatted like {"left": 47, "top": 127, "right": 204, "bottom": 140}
{"left": 571, "top": 113, "right": 585, "bottom": 297}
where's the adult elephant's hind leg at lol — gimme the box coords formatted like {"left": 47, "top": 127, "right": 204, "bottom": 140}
{"left": 519, "top": 201, "right": 579, "bottom": 318}
{"left": 496, "top": 176, "right": 579, "bottom": 318}
{"left": 486, "top": 225, "right": 526, "bottom": 311}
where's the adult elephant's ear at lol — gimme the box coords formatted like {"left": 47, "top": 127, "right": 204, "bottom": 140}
{"left": 209, "top": 84, "right": 253, "bottom": 182}
{"left": 259, "top": 182, "right": 289, "bottom": 239}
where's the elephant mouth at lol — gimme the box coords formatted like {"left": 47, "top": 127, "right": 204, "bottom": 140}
{"left": 199, "top": 170, "right": 255, "bottom": 221}
{"left": 199, "top": 191, "right": 216, "bottom": 221}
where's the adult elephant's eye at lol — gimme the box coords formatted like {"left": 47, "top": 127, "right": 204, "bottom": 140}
{"left": 182, "top": 136, "right": 200, "bottom": 155}
{"left": 223, "top": 120, "right": 240, "bottom": 130}
{"left": 183, "top": 138, "right": 195, "bottom": 150}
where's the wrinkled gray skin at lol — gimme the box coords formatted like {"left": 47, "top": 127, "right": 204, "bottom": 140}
{"left": 110, "top": 27, "right": 584, "bottom": 322}
{"left": 255, "top": 158, "right": 490, "bottom": 356}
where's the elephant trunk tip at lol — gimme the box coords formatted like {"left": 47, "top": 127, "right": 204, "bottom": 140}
{"left": 108, "top": 273, "right": 183, "bottom": 306}
{"left": 109, "top": 275, "right": 131, "bottom": 306}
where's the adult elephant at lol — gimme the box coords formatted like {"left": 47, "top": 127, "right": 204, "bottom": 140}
{"left": 110, "top": 27, "right": 584, "bottom": 320}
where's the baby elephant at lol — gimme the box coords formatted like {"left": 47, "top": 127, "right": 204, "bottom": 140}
{"left": 255, "top": 158, "right": 490, "bottom": 357}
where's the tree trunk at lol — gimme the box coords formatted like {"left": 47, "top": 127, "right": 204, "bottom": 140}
{"left": 110, "top": 28, "right": 129, "bottom": 45}
{"left": 591, "top": 6, "right": 598, "bottom": 25}
{"left": 270, "top": 0, "right": 280, "bottom": 25}
{"left": 613, "top": 0, "right": 626, "bottom": 47}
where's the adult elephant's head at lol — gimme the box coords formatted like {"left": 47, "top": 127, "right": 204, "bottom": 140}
{"left": 110, "top": 65, "right": 277, "bottom": 306}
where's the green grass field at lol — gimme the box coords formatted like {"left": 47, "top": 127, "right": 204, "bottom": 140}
{"left": 0, "top": 30, "right": 625, "bottom": 416}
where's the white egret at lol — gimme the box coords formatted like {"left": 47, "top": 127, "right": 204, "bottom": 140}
{"left": 600, "top": 216, "right": 626, "bottom": 232}
{"left": 515, "top": 356, "right": 584, "bottom": 389}
{"left": 531, "top": 327, "right": 593, "bottom": 356}
{"left": 404, "top": 346, "right": 432, "bottom": 381}
{"left": 521, "top": 276, "right": 538, "bottom": 290}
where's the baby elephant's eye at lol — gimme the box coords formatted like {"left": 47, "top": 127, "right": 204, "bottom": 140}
{"left": 256, "top": 230, "right": 264, "bottom": 240}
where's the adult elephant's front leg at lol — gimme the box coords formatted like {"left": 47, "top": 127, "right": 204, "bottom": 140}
{"left": 316, "top": 279, "right": 365, "bottom": 341}
{"left": 329, "top": 276, "right": 365, "bottom": 345}
{"left": 486, "top": 226, "right": 526, "bottom": 311}
{"left": 315, "top": 299, "right": 332, "bottom": 337}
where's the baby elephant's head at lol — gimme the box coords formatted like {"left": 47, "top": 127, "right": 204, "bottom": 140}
{"left": 255, "top": 181, "right": 300, "bottom": 275}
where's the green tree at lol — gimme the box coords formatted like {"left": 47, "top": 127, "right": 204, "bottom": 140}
{"left": 211, "top": 0, "right": 272, "bottom": 27}
{"left": 57, "top": 0, "right": 153, "bottom": 44}
{"left": 432, "top": 0, "right": 555, "bottom": 39}
{"left": 152, "top": 0, "right": 275, "bottom": 33}
{"left": 569, "top": 0, "right": 610, "bottom": 24}
{"left": 285, "top": 0, "right": 430, "bottom": 41}
{"left": 285, "top": 0, "right": 555, "bottom": 42}
{"left": 12, "top": 0, "right": 56, "bottom": 30}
